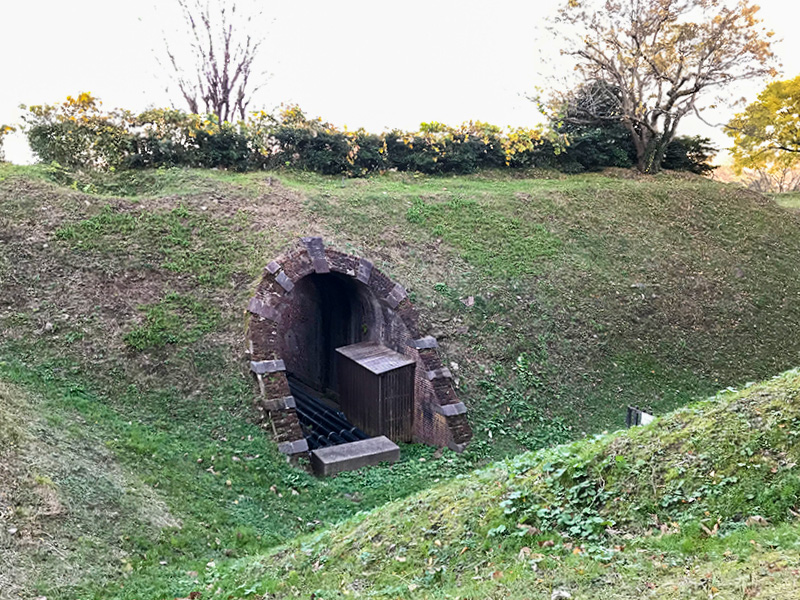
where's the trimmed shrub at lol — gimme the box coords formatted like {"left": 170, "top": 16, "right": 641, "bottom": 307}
{"left": 22, "top": 94, "right": 133, "bottom": 169}
{"left": 272, "top": 126, "right": 351, "bottom": 175}
{"left": 347, "top": 130, "right": 387, "bottom": 175}
{"left": 124, "top": 110, "right": 261, "bottom": 171}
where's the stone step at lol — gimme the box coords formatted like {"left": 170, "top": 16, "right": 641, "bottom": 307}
{"left": 310, "top": 436, "right": 400, "bottom": 476}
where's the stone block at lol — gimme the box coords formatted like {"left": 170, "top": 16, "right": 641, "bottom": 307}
{"left": 357, "top": 258, "right": 373, "bottom": 284}
{"left": 409, "top": 335, "right": 438, "bottom": 350}
{"left": 266, "top": 260, "right": 281, "bottom": 274}
{"left": 301, "top": 236, "right": 325, "bottom": 250}
{"left": 312, "top": 256, "right": 331, "bottom": 274}
{"left": 311, "top": 436, "right": 400, "bottom": 476}
{"left": 300, "top": 237, "right": 329, "bottom": 273}
{"left": 435, "top": 401, "right": 467, "bottom": 416}
{"left": 276, "top": 271, "right": 295, "bottom": 293}
{"left": 277, "top": 438, "right": 309, "bottom": 455}
{"left": 247, "top": 297, "right": 280, "bottom": 322}
{"left": 302, "top": 236, "right": 325, "bottom": 256}
{"left": 250, "top": 359, "right": 286, "bottom": 374}
{"left": 426, "top": 367, "right": 453, "bottom": 380}
{"left": 261, "top": 395, "right": 296, "bottom": 411}
{"left": 385, "top": 283, "right": 407, "bottom": 309}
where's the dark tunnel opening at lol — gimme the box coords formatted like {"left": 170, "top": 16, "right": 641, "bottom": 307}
{"left": 279, "top": 272, "right": 380, "bottom": 399}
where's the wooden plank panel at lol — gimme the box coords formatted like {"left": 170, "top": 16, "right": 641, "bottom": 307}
{"left": 337, "top": 343, "right": 415, "bottom": 441}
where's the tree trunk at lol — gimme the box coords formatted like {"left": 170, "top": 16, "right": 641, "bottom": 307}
{"left": 637, "top": 134, "right": 670, "bottom": 174}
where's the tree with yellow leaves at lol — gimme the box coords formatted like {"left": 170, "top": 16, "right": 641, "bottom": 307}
{"left": 726, "top": 75, "right": 800, "bottom": 192}
{"left": 552, "top": 0, "right": 777, "bottom": 173}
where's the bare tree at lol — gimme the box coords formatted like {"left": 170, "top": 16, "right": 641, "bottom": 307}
{"left": 550, "top": 0, "right": 777, "bottom": 173}
{"left": 745, "top": 166, "right": 800, "bottom": 194}
{"left": 164, "top": 0, "right": 266, "bottom": 123}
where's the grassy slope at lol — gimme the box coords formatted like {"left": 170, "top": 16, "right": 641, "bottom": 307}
{"left": 0, "top": 166, "right": 478, "bottom": 600}
{"left": 1, "top": 164, "right": 799, "bottom": 598}
{"left": 203, "top": 368, "right": 800, "bottom": 599}
{"left": 284, "top": 168, "right": 800, "bottom": 437}
{"left": 773, "top": 191, "right": 800, "bottom": 210}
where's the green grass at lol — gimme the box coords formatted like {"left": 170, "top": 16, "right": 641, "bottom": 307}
{"left": 405, "top": 194, "right": 560, "bottom": 276}
{"left": 773, "top": 191, "right": 800, "bottom": 209}
{"left": 200, "top": 368, "right": 800, "bottom": 599}
{"left": 123, "top": 292, "right": 220, "bottom": 350}
{"left": 54, "top": 203, "right": 263, "bottom": 285}
{"left": 2, "top": 163, "right": 800, "bottom": 598}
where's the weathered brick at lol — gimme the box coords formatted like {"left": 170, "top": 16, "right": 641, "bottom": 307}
{"left": 368, "top": 269, "right": 394, "bottom": 298}
{"left": 326, "top": 249, "right": 358, "bottom": 275}
{"left": 418, "top": 348, "right": 443, "bottom": 371}
{"left": 356, "top": 258, "right": 373, "bottom": 283}
{"left": 276, "top": 271, "right": 295, "bottom": 292}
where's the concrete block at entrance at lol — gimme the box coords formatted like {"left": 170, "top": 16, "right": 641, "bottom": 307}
{"left": 311, "top": 436, "right": 400, "bottom": 476}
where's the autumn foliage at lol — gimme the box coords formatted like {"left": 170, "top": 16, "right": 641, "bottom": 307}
{"left": 726, "top": 76, "right": 800, "bottom": 192}
{"left": 553, "top": 0, "right": 776, "bottom": 173}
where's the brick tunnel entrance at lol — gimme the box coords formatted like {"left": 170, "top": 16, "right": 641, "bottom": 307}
{"left": 246, "top": 237, "right": 472, "bottom": 468}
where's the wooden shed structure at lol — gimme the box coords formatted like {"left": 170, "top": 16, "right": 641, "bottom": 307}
{"left": 336, "top": 341, "right": 415, "bottom": 442}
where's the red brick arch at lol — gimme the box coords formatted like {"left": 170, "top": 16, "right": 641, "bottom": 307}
{"left": 246, "top": 237, "right": 471, "bottom": 456}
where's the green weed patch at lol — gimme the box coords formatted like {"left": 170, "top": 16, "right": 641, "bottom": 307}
{"left": 205, "top": 369, "right": 800, "bottom": 599}
{"left": 124, "top": 293, "right": 219, "bottom": 350}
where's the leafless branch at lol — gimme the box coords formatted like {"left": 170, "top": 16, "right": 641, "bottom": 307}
{"left": 162, "top": 0, "right": 268, "bottom": 123}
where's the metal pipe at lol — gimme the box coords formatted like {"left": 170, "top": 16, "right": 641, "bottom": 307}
{"left": 292, "top": 387, "right": 368, "bottom": 440}
{"left": 288, "top": 377, "right": 369, "bottom": 446}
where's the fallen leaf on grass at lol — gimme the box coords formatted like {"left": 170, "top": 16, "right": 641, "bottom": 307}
{"left": 699, "top": 519, "right": 720, "bottom": 537}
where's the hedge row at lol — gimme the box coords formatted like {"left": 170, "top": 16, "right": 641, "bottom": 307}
{"left": 19, "top": 93, "right": 714, "bottom": 175}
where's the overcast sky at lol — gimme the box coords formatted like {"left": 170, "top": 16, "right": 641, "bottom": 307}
{"left": 2, "top": 0, "right": 799, "bottom": 163}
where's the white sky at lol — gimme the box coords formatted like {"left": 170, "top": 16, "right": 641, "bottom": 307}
{"left": 2, "top": 0, "right": 799, "bottom": 164}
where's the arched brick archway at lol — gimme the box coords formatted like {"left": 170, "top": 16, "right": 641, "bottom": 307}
{"left": 246, "top": 237, "right": 472, "bottom": 457}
